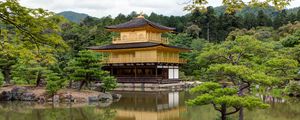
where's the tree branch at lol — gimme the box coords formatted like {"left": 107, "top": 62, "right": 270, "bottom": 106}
{"left": 0, "top": 13, "right": 42, "bottom": 51}
{"left": 225, "top": 106, "right": 240, "bottom": 115}
{"left": 211, "top": 101, "right": 222, "bottom": 112}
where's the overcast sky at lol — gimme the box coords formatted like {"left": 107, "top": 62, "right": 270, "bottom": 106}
{"left": 19, "top": 0, "right": 300, "bottom": 18}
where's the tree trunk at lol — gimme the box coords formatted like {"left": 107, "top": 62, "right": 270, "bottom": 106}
{"left": 239, "top": 107, "right": 244, "bottom": 120}
{"left": 78, "top": 81, "right": 85, "bottom": 91}
{"left": 221, "top": 104, "right": 227, "bottom": 120}
{"left": 69, "top": 80, "right": 73, "bottom": 88}
{"left": 2, "top": 68, "right": 11, "bottom": 84}
{"left": 207, "top": 22, "right": 210, "bottom": 42}
{"left": 36, "top": 71, "right": 42, "bottom": 87}
{"left": 238, "top": 84, "right": 246, "bottom": 120}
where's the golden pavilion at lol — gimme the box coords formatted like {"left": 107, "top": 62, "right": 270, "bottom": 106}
{"left": 88, "top": 14, "right": 189, "bottom": 84}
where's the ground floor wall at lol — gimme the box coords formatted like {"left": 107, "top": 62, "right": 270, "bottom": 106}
{"left": 103, "top": 63, "right": 181, "bottom": 84}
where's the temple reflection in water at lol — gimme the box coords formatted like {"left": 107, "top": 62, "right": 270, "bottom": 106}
{"left": 111, "top": 91, "right": 185, "bottom": 120}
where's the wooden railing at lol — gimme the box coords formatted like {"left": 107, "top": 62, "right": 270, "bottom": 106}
{"left": 102, "top": 57, "right": 187, "bottom": 64}
{"left": 116, "top": 77, "right": 180, "bottom": 84}
{"left": 112, "top": 36, "right": 168, "bottom": 44}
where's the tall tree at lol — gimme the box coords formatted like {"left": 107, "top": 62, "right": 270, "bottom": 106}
{"left": 257, "top": 10, "right": 272, "bottom": 26}
{"left": 273, "top": 10, "right": 288, "bottom": 29}
{"left": 0, "top": 0, "right": 68, "bottom": 86}
{"left": 297, "top": 9, "right": 300, "bottom": 21}
{"left": 184, "top": 0, "right": 292, "bottom": 12}
{"left": 243, "top": 13, "right": 257, "bottom": 29}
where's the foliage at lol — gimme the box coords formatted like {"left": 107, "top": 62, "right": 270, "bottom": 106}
{"left": 284, "top": 81, "right": 300, "bottom": 96}
{"left": 281, "top": 30, "right": 300, "bottom": 47}
{"left": 0, "top": 0, "right": 68, "bottom": 86}
{"left": 187, "top": 82, "right": 269, "bottom": 120}
{"left": 0, "top": 72, "right": 4, "bottom": 86}
{"left": 100, "top": 74, "right": 117, "bottom": 92}
{"left": 67, "top": 50, "right": 116, "bottom": 91}
{"left": 46, "top": 72, "right": 66, "bottom": 96}
{"left": 58, "top": 11, "right": 89, "bottom": 23}
{"left": 189, "top": 35, "right": 298, "bottom": 119}
{"left": 184, "top": 0, "right": 292, "bottom": 12}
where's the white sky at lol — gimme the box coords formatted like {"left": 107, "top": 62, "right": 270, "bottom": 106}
{"left": 19, "top": 0, "right": 300, "bottom": 18}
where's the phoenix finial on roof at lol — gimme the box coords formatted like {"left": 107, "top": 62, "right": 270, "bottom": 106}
{"left": 137, "top": 11, "right": 144, "bottom": 18}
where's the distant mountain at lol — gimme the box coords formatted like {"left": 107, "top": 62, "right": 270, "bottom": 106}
{"left": 58, "top": 11, "right": 89, "bottom": 23}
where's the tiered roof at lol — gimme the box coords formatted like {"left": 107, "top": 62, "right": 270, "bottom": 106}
{"left": 105, "top": 16, "right": 175, "bottom": 31}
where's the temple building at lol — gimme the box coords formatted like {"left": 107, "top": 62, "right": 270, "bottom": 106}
{"left": 88, "top": 14, "right": 189, "bottom": 84}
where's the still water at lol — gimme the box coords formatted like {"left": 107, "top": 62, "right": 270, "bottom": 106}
{"left": 0, "top": 91, "right": 299, "bottom": 120}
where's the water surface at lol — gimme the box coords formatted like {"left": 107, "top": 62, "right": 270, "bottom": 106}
{"left": 0, "top": 91, "right": 299, "bottom": 120}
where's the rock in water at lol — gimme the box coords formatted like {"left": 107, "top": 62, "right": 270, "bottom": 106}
{"left": 0, "top": 91, "right": 12, "bottom": 101}
{"left": 98, "top": 100, "right": 113, "bottom": 107}
{"left": 88, "top": 96, "right": 99, "bottom": 102}
{"left": 98, "top": 93, "right": 113, "bottom": 101}
{"left": 112, "top": 93, "right": 122, "bottom": 100}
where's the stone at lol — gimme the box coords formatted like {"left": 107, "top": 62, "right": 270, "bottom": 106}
{"left": 60, "top": 93, "right": 74, "bottom": 103}
{"left": 11, "top": 86, "right": 28, "bottom": 100}
{"left": 36, "top": 96, "right": 46, "bottom": 103}
{"left": 53, "top": 95, "right": 60, "bottom": 103}
{"left": 98, "top": 93, "right": 113, "bottom": 101}
{"left": 88, "top": 96, "right": 99, "bottom": 102}
{"left": 11, "top": 86, "right": 28, "bottom": 93}
{"left": 0, "top": 91, "right": 12, "bottom": 101}
{"left": 20, "top": 92, "right": 36, "bottom": 101}
{"left": 98, "top": 100, "right": 113, "bottom": 107}
{"left": 112, "top": 93, "right": 122, "bottom": 100}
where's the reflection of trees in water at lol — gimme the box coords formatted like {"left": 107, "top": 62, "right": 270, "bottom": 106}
{"left": 0, "top": 102, "right": 117, "bottom": 120}
{"left": 245, "top": 96, "right": 300, "bottom": 120}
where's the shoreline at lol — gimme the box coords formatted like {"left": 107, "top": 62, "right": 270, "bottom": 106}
{"left": 0, "top": 85, "right": 121, "bottom": 103}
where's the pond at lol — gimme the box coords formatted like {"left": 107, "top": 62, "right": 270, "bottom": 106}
{"left": 0, "top": 91, "right": 299, "bottom": 120}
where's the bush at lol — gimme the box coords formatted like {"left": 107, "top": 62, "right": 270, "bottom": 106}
{"left": 0, "top": 72, "right": 4, "bottom": 86}
{"left": 284, "top": 81, "right": 300, "bottom": 96}
{"left": 101, "top": 75, "right": 117, "bottom": 93}
{"left": 46, "top": 72, "right": 66, "bottom": 96}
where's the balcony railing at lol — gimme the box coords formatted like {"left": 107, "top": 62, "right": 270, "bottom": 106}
{"left": 102, "top": 57, "right": 187, "bottom": 64}
{"left": 112, "top": 36, "right": 169, "bottom": 44}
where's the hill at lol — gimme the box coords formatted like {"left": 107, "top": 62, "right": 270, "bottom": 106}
{"left": 57, "top": 11, "right": 89, "bottom": 23}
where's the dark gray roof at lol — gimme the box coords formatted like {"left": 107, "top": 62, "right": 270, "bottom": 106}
{"left": 87, "top": 42, "right": 189, "bottom": 51}
{"left": 105, "top": 17, "right": 175, "bottom": 31}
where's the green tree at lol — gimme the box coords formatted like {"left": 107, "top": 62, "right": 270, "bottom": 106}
{"left": 257, "top": 10, "right": 272, "bottom": 26}
{"left": 287, "top": 13, "right": 297, "bottom": 23}
{"left": 0, "top": 0, "right": 68, "bottom": 86}
{"left": 281, "top": 30, "right": 300, "bottom": 47}
{"left": 0, "top": 29, "right": 18, "bottom": 84}
{"left": 184, "top": 0, "right": 292, "bottom": 12}
{"left": 46, "top": 72, "right": 66, "bottom": 96}
{"left": 187, "top": 82, "right": 268, "bottom": 120}
{"left": 273, "top": 10, "right": 288, "bottom": 29}
{"left": 68, "top": 50, "right": 116, "bottom": 91}
{"left": 297, "top": 9, "right": 300, "bottom": 21}
{"left": 243, "top": 13, "right": 257, "bottom": 29}
{"left": 195, "top": 35, "right": 297, "bottom": 119}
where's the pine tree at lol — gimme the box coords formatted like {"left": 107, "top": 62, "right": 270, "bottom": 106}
{"left": 288, "top": 13, "right": 297, "bottom": 23}
{"left": 297, "top": 9, "right": 300, "bottom": 21}
{"left": 67, "top": 50, "right": 116, "bottom": 91}
{"left": 243, "top": 13, "right": 257, "bottom": 29}
{"left": 257, "top": 10, "right": 271, "bottom": 26}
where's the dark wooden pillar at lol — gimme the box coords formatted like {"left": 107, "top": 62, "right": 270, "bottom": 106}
{"left": 134, "top": 64, "right": 137, "bottom": 81}
{"left": 110, "top": 65, "right": 113, "bottom": 76}
{"left": 155, "top": 63, "right": 158, "bottom": 83}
